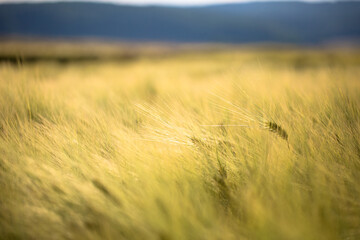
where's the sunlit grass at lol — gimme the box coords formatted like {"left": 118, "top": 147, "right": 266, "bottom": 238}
{"left": 0, "top": 48, "right": 360, "bottom": 240}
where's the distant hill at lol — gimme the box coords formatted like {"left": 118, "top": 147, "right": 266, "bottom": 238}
{"left": 1, "top": 1, "right": 360, "bottom": 44}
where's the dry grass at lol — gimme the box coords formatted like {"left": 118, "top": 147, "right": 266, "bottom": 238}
{"left": 0, "top": 46, "right": 360, "bottom": 240}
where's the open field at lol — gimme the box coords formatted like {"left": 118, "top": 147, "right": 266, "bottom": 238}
{"left": 0, "top": 45, "right": 360, "bottom": 240}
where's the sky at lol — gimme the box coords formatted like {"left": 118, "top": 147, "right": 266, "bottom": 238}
{"left": 0, "top": 0, "right": 339, "bottom": 6}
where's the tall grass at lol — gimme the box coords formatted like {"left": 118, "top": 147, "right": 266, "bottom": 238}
{"left": 0, "top": 48, "right": 360, "bottom": 240}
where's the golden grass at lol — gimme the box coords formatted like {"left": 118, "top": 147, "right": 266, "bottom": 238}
{"left": 0, "top": 47, "right": 360, "bottom": 240}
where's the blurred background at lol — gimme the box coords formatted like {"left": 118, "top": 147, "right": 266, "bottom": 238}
{"left": 1, "top": 0, "right": 360, "bottom": 61}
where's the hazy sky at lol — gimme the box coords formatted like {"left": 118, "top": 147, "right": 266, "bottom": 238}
{"left": 0, "top": 0, "right": 339, "bottom": 6}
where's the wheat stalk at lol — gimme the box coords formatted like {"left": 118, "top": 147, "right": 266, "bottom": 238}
{"left": 262, "top": 121, "right": 288, "bottom": 141}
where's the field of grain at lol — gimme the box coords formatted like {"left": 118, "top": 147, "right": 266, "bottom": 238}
{"left": 0, "top": 46, "right": 360, "bottom": 240}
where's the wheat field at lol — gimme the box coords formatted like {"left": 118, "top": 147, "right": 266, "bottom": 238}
{"left": 0, "top": 46, "right": 360, "bottom": 240}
